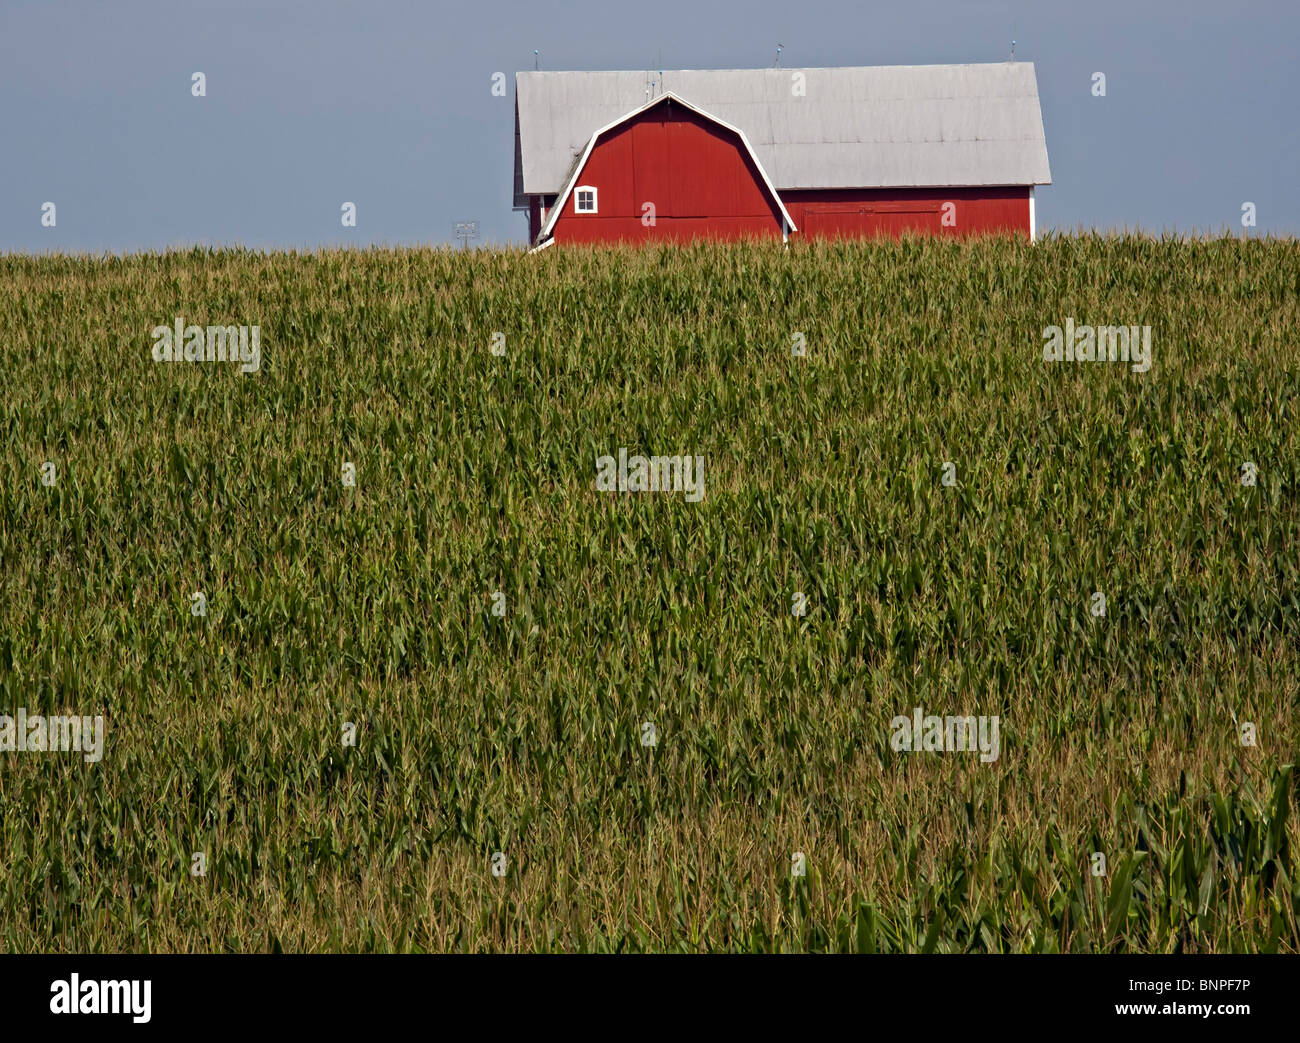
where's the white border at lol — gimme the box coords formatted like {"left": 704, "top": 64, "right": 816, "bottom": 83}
{"left": 531, "top": 91, "right": 797, "bottom": 249}
{"left": 575, "top": 186, "right": 598, "bottom": 213}
{"left": 1029, "top": 186, "right": 1036, "bottom": 243}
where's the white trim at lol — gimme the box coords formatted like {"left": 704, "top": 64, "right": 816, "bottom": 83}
{"left": 574, "top": 185, "right": 598, "bottom": 213}
{"left": 534, "top": 90, "right": 797, "bottom": 246}
{"left": 1029, "top": 186, "right": 1036, "bottom": 243}
{"left": 528, "top": 236, "right": 556, "bottom": 254}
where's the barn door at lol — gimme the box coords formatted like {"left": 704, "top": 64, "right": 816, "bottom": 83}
{"left": 868, "top": 201, "right": 944, "bottom": 237}
{"left": 802, "top": 207, "right": 859, "bottom": 239}
{"left": 802, "top": 202, "right": 943, "bottom": 239}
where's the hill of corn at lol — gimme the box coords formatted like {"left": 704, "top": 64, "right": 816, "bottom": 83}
{"left": 0, "top": 234, "right": 1296, "bottom": 951}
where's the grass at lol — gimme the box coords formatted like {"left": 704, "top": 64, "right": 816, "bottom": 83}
{"left": 0, "top": 232, "right": 1297, "bottom": 951}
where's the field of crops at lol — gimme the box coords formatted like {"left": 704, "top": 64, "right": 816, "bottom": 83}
{"left": 1, "top": 234, "right": 1296, "bottom": 952}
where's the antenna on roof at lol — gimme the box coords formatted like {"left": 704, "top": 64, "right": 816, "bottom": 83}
{"left": 533, "top": 49, "right": 540, "bottom": 70}
{"left": 774, "top": 43, "right": 783, "bottom": 68}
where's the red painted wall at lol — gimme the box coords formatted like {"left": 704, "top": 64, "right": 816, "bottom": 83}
{"left": 547, "top": 99, "right": 786, "bottom": 245}
{"left": 781, "top": 187, "right": 1030, "bottom": 240}
{"left": 528, "top": 195, "right": 558, "bottom": 243}
{"left": 536, "top": 100, "right": 1032, "bottom": 245}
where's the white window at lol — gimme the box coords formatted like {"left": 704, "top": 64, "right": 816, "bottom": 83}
{"left": 575, "top": 186, "right": 598, "bottom": 214}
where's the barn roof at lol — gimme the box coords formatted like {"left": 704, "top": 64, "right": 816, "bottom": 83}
{"left": 513, "top": 63, "right": 1052, "bottom": 207}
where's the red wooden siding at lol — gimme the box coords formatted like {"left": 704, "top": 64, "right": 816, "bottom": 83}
{"left": 528, "top": 195, "right": 558, "bottom": 243}
{"left": 548, "top": 100, "right": 786, "bottom": 245}
{"left": 528, "top": 196, "right": 541, "bottom": 243}
{"left": 781, "top": 187, "right": 1031, "bottom": 240}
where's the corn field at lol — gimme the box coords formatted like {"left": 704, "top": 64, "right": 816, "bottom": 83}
{"left": 0, "top": 233, "right": 1297, "bottom": 952}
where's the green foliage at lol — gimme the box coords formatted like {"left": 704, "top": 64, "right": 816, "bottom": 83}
{"left": 0, "top": 234, "right": 1296, "bottom": 951}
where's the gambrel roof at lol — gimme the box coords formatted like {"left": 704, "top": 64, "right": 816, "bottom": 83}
{"left": 514, "top": 63, "right": 1052, "bottom": 208}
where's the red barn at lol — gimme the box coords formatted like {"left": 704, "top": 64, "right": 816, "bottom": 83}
{"left": 513, "top": 64, "right": 1052, "bottom": 249}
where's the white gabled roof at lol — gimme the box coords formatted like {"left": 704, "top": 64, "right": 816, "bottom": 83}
{"left": 514, "top": 63, "right": 1052, "bottom": 208}
{"left": 533, "top": 91, "right": 797, "bottom": 246}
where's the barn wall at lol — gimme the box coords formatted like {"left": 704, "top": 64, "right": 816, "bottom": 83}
{"left": 781, "top": 186, "right": 1031, "bottom": 240}
{"left": 528, "top": 196, "right": 541, "bottom": 243}
{"left": 548, "top": 101, "right": 785, "bottom": 245}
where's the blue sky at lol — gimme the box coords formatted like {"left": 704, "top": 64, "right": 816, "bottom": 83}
{"left": 2, "top": 0, "right": 1295, "bottom": 251}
